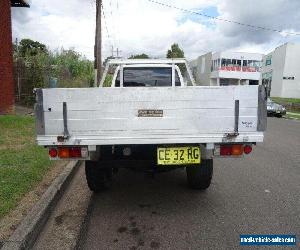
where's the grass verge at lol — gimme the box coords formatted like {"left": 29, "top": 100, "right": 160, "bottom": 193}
{"left": 0, "top": 115, "right": 53, "bottom": 218}
{"left": 271, "top": 97, "right": 300, "bottom": 104}
{"left": 286, "top": 112, "right": 300, "bottom": 120}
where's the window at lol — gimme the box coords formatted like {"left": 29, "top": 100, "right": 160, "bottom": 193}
{"left": 221, "top": 59, "right": 226, "bottom": 66}
{"left": 212, "top": 59, "right": 220, "bottom": 71}
{"left": 226, "top": 59, "right": 231, "bottom": 65}
{"left": 265, "top": 56, "right": 272, "bottom": 66}
{"left": 116, "top": 67, "right": 181, "bottom": 87}
{"left": 243, "top": 60, "right": 248, "bottom": 66}
{"left": 124, "top": 67, "right": 172, "bottom": 87}
{"left": 115, "top": 71, "right": 120, "bottom": 87}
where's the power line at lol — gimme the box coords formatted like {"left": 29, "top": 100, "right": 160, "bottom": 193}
{"left": 146, "top": 0, "right": 300, "bottom": 36}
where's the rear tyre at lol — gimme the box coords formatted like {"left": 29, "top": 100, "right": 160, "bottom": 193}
{"left": 85, "top": 161, "right": 112, "bottom": 192}
{"left": 186, "top": 159, "right": 213, "bottom": 190}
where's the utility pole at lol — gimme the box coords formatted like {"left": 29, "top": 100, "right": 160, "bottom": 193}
{"left": 111, "top": 46, "right": 122, "bottom": 58}
{"left": 116, "top": 48, "right": 122, "bottom": 58}
{"left": 16, "top": 38, "right": 21, "bottom": 101}
{"left": 111, "top": 45, "right": 114, "bottom": 57}
{"left": 94, "top": 0, "right": 102, "bottom": 86}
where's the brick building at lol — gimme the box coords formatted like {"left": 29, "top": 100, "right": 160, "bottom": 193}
{"left": 0, "top": 0, "right": 29, "bottom": 114}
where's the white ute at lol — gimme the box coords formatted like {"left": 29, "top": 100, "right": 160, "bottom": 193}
{"left": 35, "top": 59, "right": 267, "bottom": 191}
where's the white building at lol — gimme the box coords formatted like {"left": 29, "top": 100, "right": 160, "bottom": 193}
{"left": 261, "top": 43, "right": 300, "bottom": 98}
{"left": 190, "top": 51, "right": 263, "bottom": 86}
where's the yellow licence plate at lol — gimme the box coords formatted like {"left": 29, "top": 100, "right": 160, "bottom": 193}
{"left": 157, "top": 146, "right": 201, "bottom": 165}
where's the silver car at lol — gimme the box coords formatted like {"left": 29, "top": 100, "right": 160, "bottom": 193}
{"left": 267, "top": 98, "right": 286, "bottom": 117}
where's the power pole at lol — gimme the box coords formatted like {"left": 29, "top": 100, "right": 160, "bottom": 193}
{"left": 111, "top": 46, "right": 122, "bottom": 58}
{"left": 16, "top": 38, "right": 21, "bottom": 101}
{"left": 116, "top": 48, "right": 122, "bottom": 58}
{"left": 111, "top": 45, "right": 114, "bottom": 57}
{"left": 94, "top": 0, "right": 102, "bottom": 86}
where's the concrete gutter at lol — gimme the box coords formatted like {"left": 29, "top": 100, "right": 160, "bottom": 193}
{"left": 1, "top": 160, "right": 81, "bottom": 250}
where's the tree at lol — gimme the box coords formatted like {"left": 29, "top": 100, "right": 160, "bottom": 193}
{"left": 166, "top": 43, "right": 185, "bottom": 73}
{"left": 166, "top": 43, "right": 184, "bottom": 59}
{"left": 129, "top": 53, "right": 150, "bottom": 59}
{"left": 18, "top": 39, "right": 48, "bottom": 57}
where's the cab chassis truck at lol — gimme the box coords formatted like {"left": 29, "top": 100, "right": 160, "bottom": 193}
{"left": 35, "top": 59, "right": 267, "bottom": 192}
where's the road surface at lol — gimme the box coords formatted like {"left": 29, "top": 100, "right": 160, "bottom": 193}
{"left": 80, "top": 118, "right": 300, "bottom": 249}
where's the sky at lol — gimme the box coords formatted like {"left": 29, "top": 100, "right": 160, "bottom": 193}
{"left": 11, "top": 0, "right": 300, "bottom": 60}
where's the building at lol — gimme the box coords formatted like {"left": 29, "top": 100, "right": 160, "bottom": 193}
{"left": 190, "top": 51, "right": 263, "bottom": 86}
{"left": 0, "top": 0, "right": 29, "bottom": 114}
{"left": 261, "top": 43, "right": 300, "bottom": 98}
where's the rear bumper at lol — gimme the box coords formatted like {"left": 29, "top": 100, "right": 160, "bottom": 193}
{"left": 267, "top": 110, "right": 286, "bottom": 116}
{"left": 37, "top": 132, "right": 264, "bottom": 146}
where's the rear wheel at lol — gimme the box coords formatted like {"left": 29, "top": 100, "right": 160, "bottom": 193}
{"left": 85, "top": 161, "right": 112, "bottom": 192}
{"left": 186, "top": 159, "right": 213, "bottom": 190}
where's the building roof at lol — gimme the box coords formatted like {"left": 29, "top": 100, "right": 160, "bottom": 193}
{"left": 11, "top": 0, "right": 30, "bottom": 7}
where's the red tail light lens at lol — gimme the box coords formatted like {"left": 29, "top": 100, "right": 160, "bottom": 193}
{"left": 50, "top": 147, "right": 87, "bottom": 159}
{"left": 220, "top": 144, "right": 243, "bottom": 156}
{"left": 220, "top": 145, "right": 232, "bottom": 155}
{"left": 49, "top": 148, "right": 58, "bottom": 158}
{"left": 70, "top": 147, "right": 81, "bottom": 158}
{"left": 244, "top": 145, "right": 252, "bottom": 154}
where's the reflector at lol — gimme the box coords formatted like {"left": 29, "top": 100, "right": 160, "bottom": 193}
{"left": 49, "top": 148, "right": 57, "bottom": 158}
{"left": 244, "top": 145, "right": 252, "bottom": 154}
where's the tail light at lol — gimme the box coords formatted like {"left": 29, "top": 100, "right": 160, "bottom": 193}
{"left": 244, "top": 145, "right": 252, "bottom": 154}
{"left": 70, "top": 147, "right": 81, "bottom": 158}
{"left": 220, "top": 145, "right": 232, "bottom": 156}
{"left": 58, "top": 147, "right": 70, "bottom": 158}
{"left": 231, "top": 144, "right": 243, "bottom": 155}
{"left": 49, "top": 148, "right": 58, "bottom": 158}
{"left": 49, "top": 147, "right": 88, "bottom": 159}
{"left": 220, "top": 144, "right": 245, "bottom": 156}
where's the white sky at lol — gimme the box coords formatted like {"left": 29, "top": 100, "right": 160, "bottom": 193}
{"left": 11, "top": 0, "right": 300, "bottom": 60}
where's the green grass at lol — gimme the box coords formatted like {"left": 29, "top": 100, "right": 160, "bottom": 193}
{"left": 271, "top": 97, "right": 300, "bottom": 104}
{"left": 103, "top": 74, "right": 113, "bottom": 87}
{"left": 0, "top": 115, "right": 53, "bottom": 218}
{"left": 286, "top": 112, "right": 300, "bottom": 120}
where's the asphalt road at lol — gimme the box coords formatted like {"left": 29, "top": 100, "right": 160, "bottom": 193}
{"left": 80, "top": 118, "right": 300, "bottom": 250}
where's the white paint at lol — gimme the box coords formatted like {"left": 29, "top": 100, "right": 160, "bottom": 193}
{"left": 37, "top": 85, "right": 264, "bottom": 146}
{"left": 261, "top": 43, "right": 300, "bottom": 98}
{"left": 201, "top": 57, "right": 206, "bottom": 74}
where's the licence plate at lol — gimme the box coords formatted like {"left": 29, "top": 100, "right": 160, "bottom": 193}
{"left": 157, "top": 146, "right": 201, "bottom": 165}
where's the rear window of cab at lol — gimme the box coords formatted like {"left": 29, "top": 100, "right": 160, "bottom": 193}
{"left": 115, "top": 67, "right": 181, "bottom": 87}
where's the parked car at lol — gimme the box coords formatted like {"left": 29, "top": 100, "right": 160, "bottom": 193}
{"left": 267, "top": 98, "right": 286, "bottom": 117}
{"left": 34, "top": 59, "right": 266, "bottom": 192}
